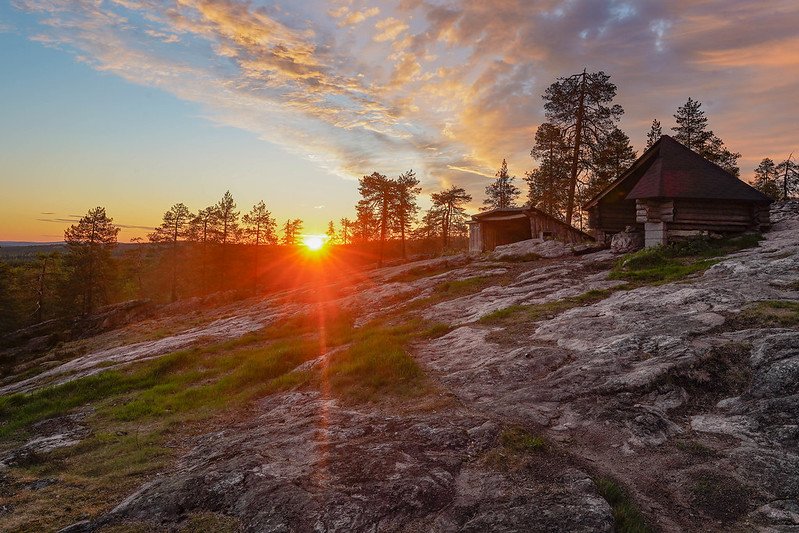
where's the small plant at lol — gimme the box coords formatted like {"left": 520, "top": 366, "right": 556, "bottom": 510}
{"left": 594, "top": 477, "right": 652, "bottom": 533}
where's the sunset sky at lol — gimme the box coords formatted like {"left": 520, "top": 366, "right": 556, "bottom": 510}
{"left": 1, "top": 0, "right": 797, "bottom": 242}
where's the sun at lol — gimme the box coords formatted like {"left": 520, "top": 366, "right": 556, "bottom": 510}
{"left": 302, "top": 234, "right": 326, "bottom": 251}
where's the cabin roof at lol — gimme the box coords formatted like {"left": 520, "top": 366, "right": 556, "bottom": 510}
{"left": 583, "top": 135, "right": 772, "bottom": 208}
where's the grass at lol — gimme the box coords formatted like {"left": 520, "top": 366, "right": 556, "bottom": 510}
{"left": 433, "top": 276, "right": 492, "bottom": 297}
{"left": 737, "top": 300, "right": 799, "bottom": 328}
{"left": 594, "top": 477, "right": 652, "bottom": 533}
{"left": 480, "top": 288, "right": 617, "bottom": 325}
{"left": 610, "top": 234, "right": 762, "bottom": 284}
{"left": 0, "top": 304, "right": 448, "bottom": 531}
{"left": 499, "top": 426, "right": 546, "bottom": 452}
{"left": 326, "top": 317, "right": 447, "bottom": 401}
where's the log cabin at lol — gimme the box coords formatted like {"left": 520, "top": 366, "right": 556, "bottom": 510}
{"left": 468, "top": 206, "right": 593, "bottom": 253}
{"left": 583, "top": 135, "right": 772, "bottom": 247}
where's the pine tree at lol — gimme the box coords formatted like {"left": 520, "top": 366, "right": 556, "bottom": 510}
{"left": 187, "top": 206, "right": 220, "bottom": 296}
{"left": 358, "top": 171, "right": 395, "bottom": 265}
{"left": 645, "top": 119, "right": 662, "bottom": 149}
{"left": 483, "top": 159, "right": 521, "bottom": 211}
{"left": 430, "top": 185, "right": 472, "bottom": 248}
{"left": 281, "top": 219, "right": 303, "bottom": 245}
{"left": 242, "top": 201, "right": 277, "bottom": 293}
{"left": 392, "top": 170, "right": 421, "bottom": 259}
{"left": 672, "top": 97, "right": 740, "bottom": 176}
{"left": 63, "top": 207, "right": 120, "bottom": 315}
{"left": 216, "top": 191, "right": 240, "bottom": 245}
{"left": 242, "top": 201, "right": 277, "bottom": 246}
{"left": 752, "top": 158, "right": 780, "bottom": 200}
{"left": 543, "top": 70, "right": 624, "bottom": 224}
{"left": 325, "top": 221, "right": 338, "bottom": 245}
{"left": 776, "top": 154, "right": 798, "bottom": 200}
{"left": 338, "top": 218, "right": 353, "bottom": 244}
{"left": 149, "top": 203, "right": 191, "bottom": 302}
{"left": 526, "top": 122, "right": 570, "bottom": 220}
{"left": 585, "top": 127, "right": 637, "bottom": 200}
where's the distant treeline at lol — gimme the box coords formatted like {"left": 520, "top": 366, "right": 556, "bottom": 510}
{"left": 0, "top": 188, "right": 467, "bottom": 336}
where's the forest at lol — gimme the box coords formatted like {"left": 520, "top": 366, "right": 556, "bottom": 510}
{"left": 1, "top": 70, "right": 797, "bottom": 337}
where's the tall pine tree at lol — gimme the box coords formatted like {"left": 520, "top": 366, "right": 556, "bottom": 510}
{"left": 526, "top": 122, "right": 571, "bottom": 220}
{"left": 149, "top": 203, "right": 191, "bottom": 302}
{"left": 752, "top": 158, "right": 780, "bottom": 200}
{"left": 672, "top": 97, "right": 740, "bottom": 176}
{"left": 543, "top": 70, "right": 624, "bottom": 224}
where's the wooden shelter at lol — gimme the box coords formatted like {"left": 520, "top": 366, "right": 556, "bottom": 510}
{"left": 583, "top": 135, "right": 772, "bottom": 247}
{"left": 468, "top": 207, "right": 593, "bottom": 253}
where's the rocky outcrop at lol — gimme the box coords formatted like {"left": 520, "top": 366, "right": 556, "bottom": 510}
{"left": 14, "top": 204, "right": 799, "bottom": 532}
{"left": 103, "top": 391, "right": 613, "bottom": 532}
{"left": 491, "top": 238, "right": 575, "bottom": 260}
{"left": 610, "top": 226, "right": 644, "bottom": 254}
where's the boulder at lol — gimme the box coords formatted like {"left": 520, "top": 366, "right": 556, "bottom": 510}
{"left": 610, "top": 226, "right": 644, "bottom": 254}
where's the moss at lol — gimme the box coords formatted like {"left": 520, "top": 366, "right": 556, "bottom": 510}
{"left": 594, "top": 477, "right": 653, "bottom": 533}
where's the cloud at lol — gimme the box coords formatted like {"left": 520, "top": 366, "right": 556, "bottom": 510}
{"left": 10, "top": 0, "right": 799, "bottom": 208}
{"left": 374, "top": 17, "right": 409, "bottom": 42}
{"left": 330, "top": 6, "right": 380, "bottom": 27}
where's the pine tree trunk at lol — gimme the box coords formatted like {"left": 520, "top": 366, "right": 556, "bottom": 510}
{"left": 566, "top": 70, "right": 587, "bottom": 226}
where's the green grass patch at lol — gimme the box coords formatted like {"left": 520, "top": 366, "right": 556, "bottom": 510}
{"left": 610, "top": 234, "right": 762, "bottom": 285}
{"left": 689, "top": 471, "right": 751, "bottom": 521}
{"left": 433, "top": 276, "right": 492, "bottom": 296}
{"left": 500, "top": 426, "right": 545, "bottom": 453}
{"left": 480, "top": 288, "right": 616, "bottom": 325}
{"left": 326, "top": 319, "right": 430, "bottom": 401}
{"left": 737, "top": 300, "right": 799, "bottom": 327}
{"left": 594, "top": 477, "right": 652, "bottom": 533}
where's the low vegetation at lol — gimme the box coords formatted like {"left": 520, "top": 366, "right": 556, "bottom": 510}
{"left": 480, "top": 288, "right": 616, "bottom": 325}
{"left": 0, "top": 301, "right": 451, "bottom": 531}
{"left": 499, "top": 426, "right": 546, "bottom": 453}
{"left": 735, "top": 300, "right": 799, "bottom": 328}
{"left": 610, "top": 234, "right": 762, "bottom": 284}
{"left": 594, "top": 477, "right": 652, "bottom": 533}
{"left": 689, "top": 471, "right": 752, "bottom": 522}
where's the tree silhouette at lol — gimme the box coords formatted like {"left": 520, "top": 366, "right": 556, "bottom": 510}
{"left": 281, "top": 219, "right": 303, "bottom": 245}
{"left": 543, "top": 70, "right": 624, "bottom": 224}
{"left": 338, "top": 217, "right": 353, "bottom": 245}
{"left": 149, "top": 203, "right": 191, "bottom": 301}
{"left": 483, "top": 159, "right": 520, "bottom": 211}
{"left": 431, "top": 185, "right": 472, "bottom": 248}
{"left": 242, "top": 201, "right": 277, "bottom": 293}
{"left": 645, "top": 119, "right": 662, "bottom": 149}
{"left": 392, "top": 170, "right": 421, "bottom": 259}
{"left": 63, "top": 207, "right": 119, "bottom": 314}
{"left": 672, "top": 97, "right": 740, "bottom": 176}
{"left": 752, "top": 158, "right": 780, "bottom": 200}
{"left": 526, "top": 122, "right": 570, "bottom": 220}
{"left": 358, "top": 171, "right": 395, "bottom": 265}
{"left": 325, "top": 221, "right": 338, "bottom": 244}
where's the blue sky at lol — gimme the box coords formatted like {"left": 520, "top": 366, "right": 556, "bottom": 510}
{"left": 1, "top": 0, "right": 798, "bottom": 241}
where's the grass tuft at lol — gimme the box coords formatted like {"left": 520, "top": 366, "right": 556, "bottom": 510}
{"left": 500, "top": 426, "right": 545, "bottom": 453}
{"left": 594, "top": 477, "right": 652, "bottom": 533}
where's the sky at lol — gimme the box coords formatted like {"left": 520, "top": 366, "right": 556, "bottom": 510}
{"left": 1, "top": 0, "right": 797, "bottom": 242}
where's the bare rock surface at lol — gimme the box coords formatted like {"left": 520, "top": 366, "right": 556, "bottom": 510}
{"left": 104, "top": 391, "right": 613, "bottom": 532}
{"left": 490, "top": 238, "right": 575, "bottom": 261}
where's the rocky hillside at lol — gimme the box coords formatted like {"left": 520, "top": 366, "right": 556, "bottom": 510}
{"left": 1, "top": 202, "right": 798, "bottom": 532}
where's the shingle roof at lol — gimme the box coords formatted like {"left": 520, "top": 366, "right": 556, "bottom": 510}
{"left": 584, "top": 135, "right": 772, "bottom": 208}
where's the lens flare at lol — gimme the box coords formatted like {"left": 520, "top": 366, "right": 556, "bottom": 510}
{"left": 303, "top": 234, "right": 325, "bottom": 251}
